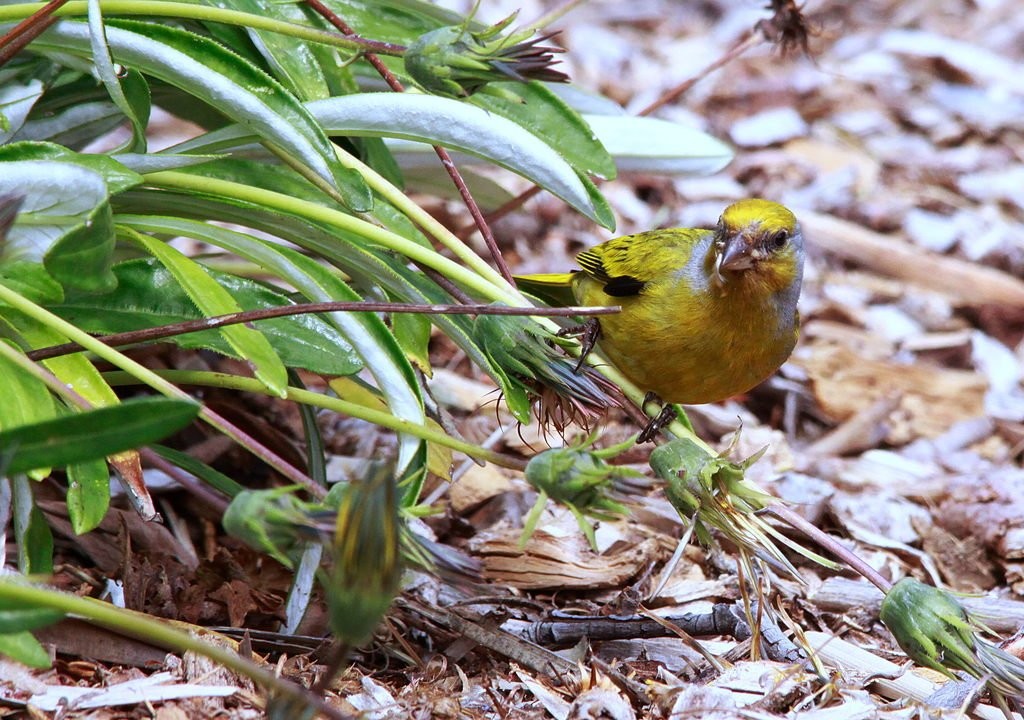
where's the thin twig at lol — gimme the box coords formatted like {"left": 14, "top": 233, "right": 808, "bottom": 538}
{"left": 0, "top": 0, "right": 68, "bottom": 67}
{"left": 638, "top": 31, "right": 762, "bottom": 116}
{"left": 26, "top": 301, "right": 619, "bottom": 361}
{"left": 765, "top": 504, "right": 894, "bottom": 593}
{"left": 304, "top": 0, "right": 514, "bottom": 283}
{"left": 458, "top": 186, "right": 542, "bottom": 240}
{"left": 140, "top": 448, "right": 230, "bottom": 513}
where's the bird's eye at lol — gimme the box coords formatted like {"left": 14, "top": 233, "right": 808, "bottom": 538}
{"left": 769, "top": 229, "right": 789, "bottom": 249}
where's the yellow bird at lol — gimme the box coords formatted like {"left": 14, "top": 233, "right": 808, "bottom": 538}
{"left": 517, "top": 199, "right": 805, "bottom": 440}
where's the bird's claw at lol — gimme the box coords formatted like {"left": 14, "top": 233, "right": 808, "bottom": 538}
{"left": 638, "top": 403, "right": 677, "bottom": 443}
{"left": 557, "top": 318, "right": 601, "bottom": 373}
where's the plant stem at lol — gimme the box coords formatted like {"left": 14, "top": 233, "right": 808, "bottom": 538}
{"left": 104, "top": 369, "right": 528, "bottom": 471}
{"left": 330, "top": 149, "right": 516, "bottom": 295}
{"left": 304, "top": 0, "right": 514, "bottom": 284}
{"left": 143, "top": 171, "right": 522, "bottom": 307}
{"left": 27, "top": 301, "right": 618, "bottom": 361}
{"left": 0, "top": 0, "right": 404, "bottom": 55}
{"left": 0, "top": 0, "right": 66, "bottom": 67}
{"left": 0, "top": 339, "right": 93, "bottom": 410}
{"left": 0, "top": 282, "right": 321, "bottom": 495}
{"left": 0, "top": 581, "right": 354, "bottom": 720}
{"left": 766, "top": 504, "right": 894, "bottom": 594}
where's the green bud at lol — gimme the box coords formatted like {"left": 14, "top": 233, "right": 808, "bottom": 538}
{"left": 222, "top": 486, "right": 314, "bottom": 568}
{"left": 404, "top": 15, "right": 567, "bottom": 98}
{"left": 880, "top": 577, "right": 980, "bottom": 679}
{"left": 879, "top": 577, "right": 1024, "bottom": 711}
{"left": 521, "top": 438, "right": 635, "bottom": 549}
{"left": 525, "top": 444, "right": 631, "bottom": 516}
{"left": 650, "top": 437, "right": 772, "bottom": 520}
{"left": 647, "top": 436, "right": 816, "bottom": 575}
{"left": 327, "top": 463, "right": 401, "bottom": 646}
{"left": 474, "top": 313, "right": 618, "bottom": 426}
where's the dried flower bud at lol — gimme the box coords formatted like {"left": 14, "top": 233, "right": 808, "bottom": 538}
{"left": 474, "top": 313, "right": 618, "bottom": 430}
{"left": 405, "top": 15, "right": 567, "bottom": 98}
{"left": 326, "top": 463, "right": 401, "bottom": 646}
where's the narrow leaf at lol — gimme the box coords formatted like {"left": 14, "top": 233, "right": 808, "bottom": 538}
{"left": 582, "top": 114, "right": 734, "bottom": 175}
{"left": 0, "top": 80, "right": 44, "bottom": 144}
{"left": 172, "top": 93, "right": 610, "bottom": 227}
{"left": 0, "top": 630, "right": 51, "bottom": 668}
{"left": 87, "top": 0, "right": 149, "bottom": 152}
{"left": 126, "top": 231, "right": 289, "bottom": 397}
{"left": 0, "top": 397, "right": 200, "bottom": 476}
{"left": 66, "top": 458, "right": 111, "bottom": 534}
{"left": 33, "top": 19, "right": 370, "bottom": 209}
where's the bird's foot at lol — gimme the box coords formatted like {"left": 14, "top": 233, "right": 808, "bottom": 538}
{"left": 638, "top": 401, "right": 677, "bottom": 444}
{"left": 557, "top": 318, "right": 601, "bottom": 373}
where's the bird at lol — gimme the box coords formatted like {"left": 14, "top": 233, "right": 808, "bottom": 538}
{"left": 516, "top": 199, "right": 805, "bottom": 441}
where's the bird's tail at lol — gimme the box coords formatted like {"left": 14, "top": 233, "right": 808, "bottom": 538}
{"left": 514, "top": 272, "right": 577, "bottom": 307}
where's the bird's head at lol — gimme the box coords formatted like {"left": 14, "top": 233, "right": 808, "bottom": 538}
{"left": 711, "top": 199, "right": 804, "bottom": 292}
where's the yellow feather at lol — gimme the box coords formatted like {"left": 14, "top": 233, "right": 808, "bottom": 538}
{"left": 521, "top": 199, "right": 805, "bottom": 406}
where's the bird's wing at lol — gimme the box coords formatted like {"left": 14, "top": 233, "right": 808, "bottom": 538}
{"left": 576, "top": 228, "right": 705, "bottom": 297}
{"left": 513, "top": 272, "right": 579, "bottom": 306}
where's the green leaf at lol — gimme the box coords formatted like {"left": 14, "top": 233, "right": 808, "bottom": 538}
{"left": 0, "top": 262, "right": 64, "bottom": 305}
{"left": 582, "top": 114, "right": 734, "bottom": 175}
{"left": 33, "top": 19, "right": 371, "bottom": 210}
{"left": 0, "top": 343, "right": 57, "bottom": 433}
{"left": 214, "top": 0, "right": 332, "bottom": 101}
{"left": 0, "top": 141, "right": 143, "bottom": 193}
{"left": 398, "top": 164, "right": 513, "bottom": 208}
{"left": 149, "top": 444, "right": 245, "bottom": 499}
{"left": 471, "top": 82, "right": 617, "bottom": 180}
{"left": 12, "top": 476, "right": 53, "bottom": 574}
{"left": 161, "top": 157, "right": 342, "bottom": 210}
{"left": 0, "top": 397, "right": 200, "bottom": 476}
{"left": 14, "top": 100, "right": 124, "bottom": 149}
{"left": 0, "top": 79, "right": 44, "bottom": 144}
{"left": 0, "top": 630, "right": 51, "bottom": 668}
{"left": 0, "top": 160, "right": 115, "bottom": 291}
{"left": 0, "top": 142, "right": 143, "bottom": 291}
{"left": 53, "top": 257, "right": 361, "bottom": 376}
{"left": 126, "top": 231, "right": 289, "bottom": 397}
{"left": 88, "top": 0, "right": 150, "bottom": 152}
{"left": 45, "top": 195, "right": 116, "bottom": 293}
{"left": 114, "top": 152, "right": 226, "bottom": 175}
{"left": 2, "top": 309, "right": 124, "bottom": 412}
{"left": 0, "top": 593, "right": 64, "bottom": 634}
{"left": 66, "top": 458, "right": 110, "bottom": 534}
{"left": 0, "top": 340, "right": 57, "bottom": 479}
{"left": 391, "top": 310, "right": 432, "bottom": 375}
{"left": 317, "top": 0, "right": 461, "bottom": 46}
{"left": 173, "top": 93, "right": 611, "bottom": 227}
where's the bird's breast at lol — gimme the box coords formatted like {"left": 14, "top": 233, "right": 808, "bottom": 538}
{"left": 588, "top": 278, "right": 798, "bottom": 404}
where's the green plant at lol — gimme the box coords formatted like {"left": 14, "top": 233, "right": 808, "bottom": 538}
{"left": 0, "top": 0, "right": 733, "bottom": 685}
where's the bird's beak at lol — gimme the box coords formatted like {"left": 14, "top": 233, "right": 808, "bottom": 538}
{"left": 719, "top": 234, "right": 755, "bottom": 272}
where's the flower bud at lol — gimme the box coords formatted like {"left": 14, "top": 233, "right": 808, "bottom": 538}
{"left": 405, "top": 15, "right": 567, "bottom": 98}
{"left": 326, "top": 464, "right": 401, "bottom": 646}
{"left": 880, "top": 577, "right": 979, "bottom": 679}
{"left": 521, "top": 438, "right": 634, "bottom": 548}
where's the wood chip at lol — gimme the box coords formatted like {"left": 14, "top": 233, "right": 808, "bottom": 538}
{"left": 795, "top": 342, "right": 987, "bottom": 442}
